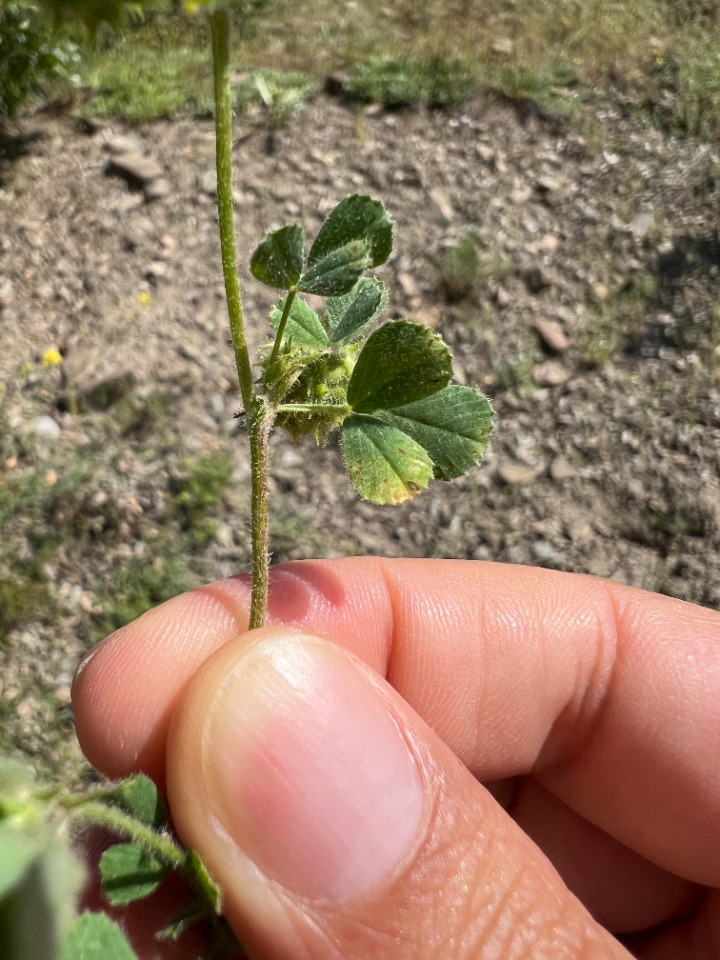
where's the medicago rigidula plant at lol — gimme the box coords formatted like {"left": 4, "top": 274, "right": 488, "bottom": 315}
{"left": 0, "top": 2, "right": 493, "bottom": 958}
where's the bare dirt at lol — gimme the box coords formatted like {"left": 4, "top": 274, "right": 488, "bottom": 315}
{"left": 1, "top": 89, "right": 719, "bottom": 772}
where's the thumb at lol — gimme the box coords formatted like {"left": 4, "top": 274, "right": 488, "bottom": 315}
{"left": 166, "top": 629, "right": 629, "bottom": 960}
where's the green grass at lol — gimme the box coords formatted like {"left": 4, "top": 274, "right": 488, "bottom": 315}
{"left": 92, "top": 550, "right": 198, "bottom": 640}
{"left": 0, "top": 442, "right": 235, "bottom": 648}
{"left": 33, "top": 0, "right": 718, "bottom": 138}
{"left": 171, "top": 450, "right": 234, "bottom": 545}
{"left": 79, "top": 33, "right": 210, "bottom": 121}
{"left": 344, "top": 57, "right": 479, "bottom": 107}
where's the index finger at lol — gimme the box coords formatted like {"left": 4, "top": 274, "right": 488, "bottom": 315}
{"left": 72, "top": 557, "right": 720, "bottom": 885}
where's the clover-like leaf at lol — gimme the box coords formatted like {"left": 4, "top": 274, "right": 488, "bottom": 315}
{"left": 250, "top": 223, "right": 305, "bottom": 290}
{"left": 347, "top": 320, "right": 452, "bottom": 413}
{"left": 270, "top": 297, "right": 328, "bottom": 351}
{"left": 99, "top": 843, "right": 167, "bottom": 907}
{"left": 341, "top": 414, "right": 433, "bottom": 504}
{"left": 376, "top": 385, "right": 493, "bottom": 480}
{"left": 326, "top": 277, "right": 388, "bottom": 344}
{"left": 297, "top": 240, "right": 372, "bottom": 297}
{"left": 60, "top": 912, "right": 139, "bottom": 960}
{"left": 306, "top": 195, "right": 392, "bottom": 271}
{"left": 106, "top": 775, "right": 167, "bottom": 830}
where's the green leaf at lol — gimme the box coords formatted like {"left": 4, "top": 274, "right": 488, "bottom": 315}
{"left": 60, "top": 912, "right": 139, "bottom": 960}
{"left": 107, "top": 775, "right": 167, "bottom": 829}
{"left": 347, "top": 320, "right": 452, "bottom": 413}
{"left": 377, "top": 385, "right": 493, "bottom": 480}
{"left": 99, "top": 843, "right": 167, "bottom": 907}
{"left": 326, "top": 277, "right": 388, "bottom": 343}
{"left": 341, "top": 414, "right": 433, "bottom": 504}
{"left": 297, "top": 240, "right": 372, "bottom": 297}
{"left": 306, "top": 195, "right": 392, "bottom": 270}
{"left": 250, "top": 223, "right": 305, "bottom": 290}
{"left": 270, "top": 297, "right": 328, "bottom": 350}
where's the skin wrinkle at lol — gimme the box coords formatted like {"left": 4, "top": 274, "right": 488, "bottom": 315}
{"left": 535, "top": 580, "right": 620, "bottom": 776}
{"left": 375, "top": 559, "right": 401, "bottom": 684}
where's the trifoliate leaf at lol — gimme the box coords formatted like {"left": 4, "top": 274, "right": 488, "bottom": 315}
{"left": 376, "top": 385, "right": 493, "bottom": 480}
{"left": 307, "top": 195, "right": 392, "bottom": 270}
{"left": 250, "top": 223, "right": 305, "bottom": 290}
{"left": 59, "top": 912, "right": 139, "bottom": 960}
{"left": 347, "top": 320, "right": 452, "bottom": 413}
{"left": 99, "top": 843, "right": 167, "bottom": 907}
{"left": 270, "top": 297, "right": 328, "bottom": 350}
{"left": 326, "top": 277, "right": 388, "bottom": 343}
{"left": 297, "top": 240, "right": 371, "bottom": 297}
{"left": 341, "top": 414, "right": 433, "bottom": 504}
{"left": 106, "top": 775, "right": 167, "bottom": 829}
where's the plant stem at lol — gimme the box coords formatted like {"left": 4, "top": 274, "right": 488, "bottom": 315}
{"left": 66, "top": 801, "right": 186, "bottom": 870}
{"left": 210, "top": 9, "right": 253, "bottom": 416}
{"left": 277, "top": 402, "right": 351, "bottom": 415}
{"left": 269, "top": 288, "right": 298, "bottom": 365}
{"left": 248, "top": 402, "right": 271, "bottom": 629}
{"left": 210, "top": 8, "right": 271, "bottom": 628}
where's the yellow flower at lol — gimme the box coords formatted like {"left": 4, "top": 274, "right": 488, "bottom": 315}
{"left": 41, "top": 347, "right": 63, "bottom": 367}
{"left": 138, "top": 291, "right": 152, "bottom": 307}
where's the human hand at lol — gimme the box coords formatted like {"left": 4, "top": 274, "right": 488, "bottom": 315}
{"left": 72, "top": 558, "right": 720, "bottom": 959}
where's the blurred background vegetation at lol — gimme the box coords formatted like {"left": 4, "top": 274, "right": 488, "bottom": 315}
{"left": 2, "top": 0, "right": 720, "bottom": 134}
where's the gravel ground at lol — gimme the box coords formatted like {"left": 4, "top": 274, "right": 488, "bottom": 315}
{"left": 1, "top": 88, "right": 719, "bottom": 773}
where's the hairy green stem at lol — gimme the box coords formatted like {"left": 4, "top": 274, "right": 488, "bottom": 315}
{"left": 66, "top": 802, "right": 185, "bottom": 870}
{"left": 277, "top": 402, "right": 351, "bottom": 415}
{"left": 210, "top": 10, "right": 253, "bottom": 415}
{"left": 269, "top": 288, "right": 298, "bottom": 365}
{"left": 210, "top": 9, "right": 270, "bottom": 627}
{"left": 248, "top": 402, "right": 272, "bottom": 629}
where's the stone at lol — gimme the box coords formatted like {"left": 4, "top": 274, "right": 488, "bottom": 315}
{"left": 494, "top": 285, "right": 512, "bottom": 307}
{"left": 627, "top": 211, "right": 655, "bottom": 239}
{"left": 523, "top": 266, "right": 551, "bottom": 293}
{"left": 427, "top": 186, "right": 454, "bottom": 224}
{"left": 533, "top": 361, "right": 570, "bottom": 387}
{"left": 29, "top": 415, "right": 61, "bottom": 441}
{"left": 105, "top": 134, "right": 144, "bottom": 155}
{"left": 492, "top": 37, "right": 515, "bottom": 55}
{"left": 566, "top": 519, "right": 593, "bottom": 542}
{"left": 198, "top": 169, "right": 218, "bottom": 195}
{"left": 398, "top": 272, "right": 419, "bottom": 298}
{"left": 61, "top": 345, "right": 136, "bottom": 411}
{"left": 143, "top": 177, "right": 171, "bottom": 202}
{"left": 510, "top": 186, "right": 533, "bottom": 204}
{"left": 497, "top": 460, "right": 540, "bottom": 486}
{"left": 536, "top": 175, "right": 562, "bottom": 194}
{"left": 105, "top": 151, "right": 164, "bottom": 187}
{"left": 533, "top": 317, "right": 569, "bottom": 353}
{"left": 532, "top": 540, "right": 567, "bottom": 568}
{"left": 549, "top": 455, "right": 577, "bottom": 481}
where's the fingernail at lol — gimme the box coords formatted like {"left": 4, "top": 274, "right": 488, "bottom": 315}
{"left": 201, "top": 633, "right": 424, "bottom": 903}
